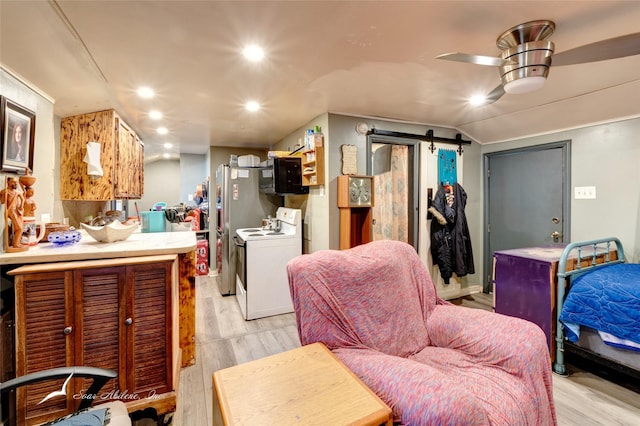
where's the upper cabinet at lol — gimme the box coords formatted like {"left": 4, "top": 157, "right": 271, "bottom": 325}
{"left": 60, "top": 109, "right": 144, "bottom": 200}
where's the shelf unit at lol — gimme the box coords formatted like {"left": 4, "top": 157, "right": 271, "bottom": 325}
{"left": 301, "top": 145, "right": 325, "bottom": 186}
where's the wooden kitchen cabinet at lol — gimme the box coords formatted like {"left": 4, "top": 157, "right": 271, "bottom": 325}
{"left": 60, "top": 109, "right": 144, "bottom": 200}
{"left": 10, "top": 255, "right": 176, "bottom": 425}
{"left": 301, "top": 145, "right": 324, "bottom": 186}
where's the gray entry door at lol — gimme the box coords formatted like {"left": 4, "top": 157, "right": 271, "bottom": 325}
{"left": 484, "top": 142, "right": 570, "bottom": 292}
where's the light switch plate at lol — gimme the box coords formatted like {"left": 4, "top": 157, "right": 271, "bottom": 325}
{"left": 575, "top": 186, "right": 596, "bottom": 199}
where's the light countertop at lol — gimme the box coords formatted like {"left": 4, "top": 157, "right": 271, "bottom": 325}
{"left": 1, "top": 230, "right": 197, "bottom": 265}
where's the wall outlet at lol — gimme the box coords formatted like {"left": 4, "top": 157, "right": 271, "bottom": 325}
{"left": 575, "top": 186, "right": 596, "bottom": 199}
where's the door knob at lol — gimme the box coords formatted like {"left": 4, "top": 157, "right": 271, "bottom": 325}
{"left": 63, "top": 326, "right": 73, "bottom": 335}
{"left": 125, "top": 318, "right": 133, "bottom": 325}
{"left": 550, "top": 231, "right": 560, "bottom": 238}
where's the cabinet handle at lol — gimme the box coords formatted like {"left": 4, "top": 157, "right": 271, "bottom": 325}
{"left": 125, "top": 318, "right": 133, "bottom": 326}
{"left": 63, "top": 326, "right": 73, "bottom": 335}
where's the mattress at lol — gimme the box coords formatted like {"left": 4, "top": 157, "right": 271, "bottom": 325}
{"left": 574, "top": 326, "right": 640, "bottom": 371}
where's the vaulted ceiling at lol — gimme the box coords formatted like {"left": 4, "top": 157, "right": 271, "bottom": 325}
{"left": 2, "top": 1, "right": 639, "bottom": 160}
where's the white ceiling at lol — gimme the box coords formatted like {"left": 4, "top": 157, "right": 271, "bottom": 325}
{"left": 2, "top": 1, "right": 640, "bottom": 160}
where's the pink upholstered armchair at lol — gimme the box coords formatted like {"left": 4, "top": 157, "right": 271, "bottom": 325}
{"left": 287, "top": 240, "right": 556, "bottom": 425}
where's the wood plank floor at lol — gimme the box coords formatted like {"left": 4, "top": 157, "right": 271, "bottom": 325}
{"left": 173, "top": 275, "right": 640, "bottom": 425}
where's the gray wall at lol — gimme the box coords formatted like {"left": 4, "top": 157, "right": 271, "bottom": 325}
{"left": 138, "top": 159, "right": 181, "bottom": 212}
{"left": 5, "top": 65, "right": 638, "bottom": 273}
{"left": 137, "top": 154, "right": 208, "bottom": 213}
{"left": 481, "top": 117, "right": 640, "bottom": 264}
{"left": 180, "top": 153, "right": 208, "bottom": 205}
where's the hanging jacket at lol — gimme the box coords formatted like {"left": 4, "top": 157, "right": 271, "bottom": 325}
{"left": 428, "top": 183, "right": 474, "bottom": 283}
{"left": 451, "top": 182, "right": 474, "bottom": 277}
{"left": 428, "top": 185, "right": 455, "bottom": 283}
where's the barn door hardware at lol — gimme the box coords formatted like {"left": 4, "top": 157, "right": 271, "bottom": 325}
{"left": 368, "top": 128, "right": 470, "bottom": 155}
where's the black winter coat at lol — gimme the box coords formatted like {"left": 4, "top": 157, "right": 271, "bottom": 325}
{"left": 428, "top": 183, "right": 474, "bottom": 284}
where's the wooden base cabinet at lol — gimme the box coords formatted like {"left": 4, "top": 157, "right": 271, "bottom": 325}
{"left": 10, "top": 255, "right": 177, "bottom": 425}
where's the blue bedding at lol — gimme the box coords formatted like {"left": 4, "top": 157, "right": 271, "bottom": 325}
{"left": 559, "top": 263, "right": 640, "bottom": 347}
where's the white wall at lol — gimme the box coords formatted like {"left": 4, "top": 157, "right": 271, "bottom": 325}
{"left": 1, "top": 67, "right": 60, "bottom": 250}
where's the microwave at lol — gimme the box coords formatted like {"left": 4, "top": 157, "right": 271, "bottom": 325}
{"left": 259, "top": 157, "right": 309, "bottom": 195}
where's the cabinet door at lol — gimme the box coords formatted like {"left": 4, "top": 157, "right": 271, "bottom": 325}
{"left": 15, "top": 271, "right": 75, "bottom": 424}
{"left": 126, "top": 262, "right": 173, "bottom": 397}
{"left": 74, "top": 267, "right": 126, "bottom": 398}
{"left": 114, "top": 118, "right": 144, "bottom": 199}
{"left": 126, "top": 262, "right": 173, "bottom": 398}
{"left": 132, "top": 134, "right": 144, "bottom": 198}
{"left": 60, "top": 110, "right": 117, "bottom": 200}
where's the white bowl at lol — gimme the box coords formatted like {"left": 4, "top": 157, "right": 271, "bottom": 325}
{"left": 81, "top": 221, "right": 139, "bottom": 243}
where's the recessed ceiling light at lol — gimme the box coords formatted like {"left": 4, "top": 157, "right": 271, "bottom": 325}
{"left": 157, "top": 127, "right": 168, "bottom": 135}
{"left": 242, "top": 45, "right": 265, "bottom": 62}
{"left": 164, "top": 142, "right": 173, "bottom": 149}
{"left": 137, "top": 86, "right": 155, "bottom": 99}
{"left": 149, "top": 110, "right": 163, "bottom": 120}
{"left": 245, "top": 101, "right": 260, "bottom": 112}
{"left": 163, "top": 153, "right": 171, "bottom": 159}
{"left": 469, "top": 94, "right": 487, "bottom": 106}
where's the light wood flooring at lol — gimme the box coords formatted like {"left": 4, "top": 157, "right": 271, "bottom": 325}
{"left": 174, "top": 275, "right": 640, "bottom": 426}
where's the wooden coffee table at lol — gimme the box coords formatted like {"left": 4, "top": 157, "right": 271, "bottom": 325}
{"left": 213, "top": 342, "right": 392, "bottom": 426}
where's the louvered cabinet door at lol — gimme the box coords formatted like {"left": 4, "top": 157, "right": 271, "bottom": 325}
{"left": 14, "top": 271, "right": 75, "bottom": 425}
{"left": 74, "top": 267, "right": 126, "bottom": 400}
{"left": 125, "top": 262, "right": 173, "bottom": 397}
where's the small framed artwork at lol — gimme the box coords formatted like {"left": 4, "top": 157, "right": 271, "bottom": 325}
{"left": 1, "top": 96, "right": 36, "bottom": 174}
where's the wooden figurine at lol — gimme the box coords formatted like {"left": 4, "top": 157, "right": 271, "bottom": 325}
{"left": 1, "top": 176, "right": 28, "bottom": 252}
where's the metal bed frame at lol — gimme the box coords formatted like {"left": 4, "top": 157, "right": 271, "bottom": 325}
{"left": 553, "top": 237, "right": 627, "bottom": 375}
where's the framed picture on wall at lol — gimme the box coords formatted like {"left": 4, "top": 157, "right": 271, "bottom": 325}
{"left": 0, "top": 96, "right": 36, "bottom": 174}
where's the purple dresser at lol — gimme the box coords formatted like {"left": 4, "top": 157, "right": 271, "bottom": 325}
{"left": 493, "top": 245, "right": 568, "bottom": 361}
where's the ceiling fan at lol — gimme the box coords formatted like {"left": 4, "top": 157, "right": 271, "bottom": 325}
{"left": 437, "top": 20, "right": 640, "bottom": 104}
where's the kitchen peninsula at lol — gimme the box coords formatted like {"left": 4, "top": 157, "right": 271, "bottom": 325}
{"left": 1, "top": 230, "right": 197, "bottom": 424}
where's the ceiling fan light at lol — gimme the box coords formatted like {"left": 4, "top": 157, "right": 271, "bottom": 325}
{"left": 503, "top": 76, "right": 546, "bottom": 94}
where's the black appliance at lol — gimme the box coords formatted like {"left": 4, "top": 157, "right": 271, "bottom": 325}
{"left": 259, "top": 157, "right": 309, "bottom": 195}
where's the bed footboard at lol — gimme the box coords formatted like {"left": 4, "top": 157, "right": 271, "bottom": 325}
{"left": 553, "top": 237, "right": 625, "bottom": 375}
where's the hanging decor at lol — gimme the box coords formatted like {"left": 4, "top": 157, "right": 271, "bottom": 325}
{"left": 438, "top": 149, "right": 457, "bottom": 186}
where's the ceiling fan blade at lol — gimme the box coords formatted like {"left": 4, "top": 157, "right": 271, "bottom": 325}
{"left": 552, "top": 32, "right": 640, "bottom": 66}
{"left": 485, "top": 84, "right": 505, "bottom": 104}
{"left": 436, "top": 52, "right": 504, "bottom": 67}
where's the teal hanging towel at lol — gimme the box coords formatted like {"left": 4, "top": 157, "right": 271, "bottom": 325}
{"left": 438, "top": 149, "right": 457, "bottom": 185}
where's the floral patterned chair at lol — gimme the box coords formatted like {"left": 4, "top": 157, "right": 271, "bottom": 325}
{"left": 287, "top": 240, "right": 556, "bottom": 425}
